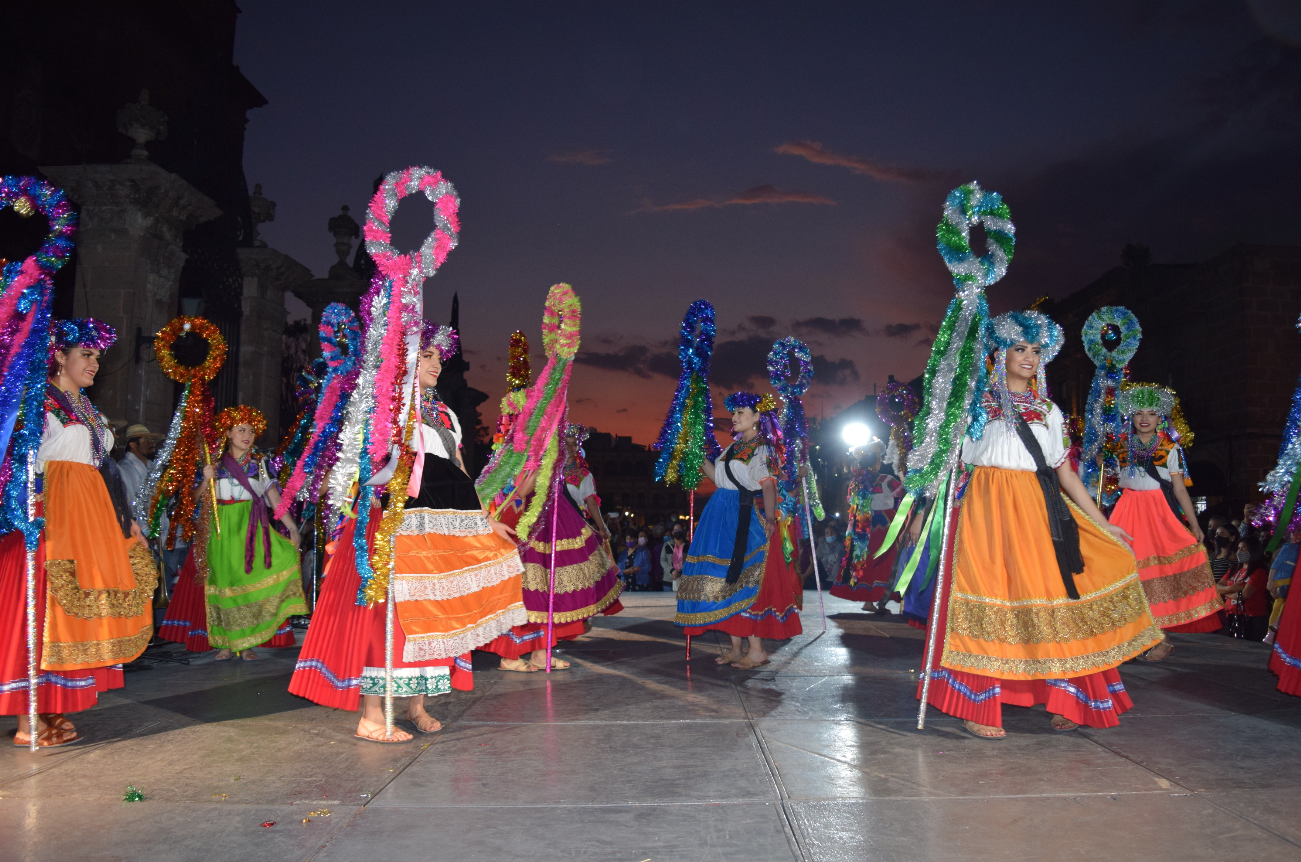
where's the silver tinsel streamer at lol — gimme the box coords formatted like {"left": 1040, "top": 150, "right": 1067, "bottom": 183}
{"left": 130, "top": 385, "right": 189, "bottom": 532}
{"left": 904, "top": 294, "right": 983, "bottom": 479}
{"left": 329, "top": 285, "right": 387, "bottom": 513}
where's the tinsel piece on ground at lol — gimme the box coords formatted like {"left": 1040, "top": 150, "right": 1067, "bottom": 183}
{"left": 1080, "top": 306, "right": 1141, "bottom": 507}
{"left": 142, "top": 317, "right": 226, "bottom": 548}
{"left": 767, "top": 337, "right": 823, "bottom": 535}
{"left": 904, "top": 181, "right": 1014, "bottom": 497}
{"left": 653, "top": 300, "right": 721, "bottom": 489}
{"left": 0, "top": 176, "right": 76, "bottom": 545}
{"left": 476, "top": 284, "right": 581, "bottom": 538}
{"left": 123, "top": 786, "right": 144, "bottom": 802}
{"left": 276, "top": 303, "right": 361, "bottom": 518}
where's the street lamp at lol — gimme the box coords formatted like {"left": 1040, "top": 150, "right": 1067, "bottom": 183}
{"left": 841, "top": 422, "right": 875, "bottom": 451}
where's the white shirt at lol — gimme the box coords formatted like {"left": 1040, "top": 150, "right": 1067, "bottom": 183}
{"left": 216, "top": 458, "right": 274, "bottom": 502}
{"left": 713, "top": 441, "right": 772, "bottom": 492}
{"left": 118, "top": 451, "right": 149, "bottom": 500}
{"left": 1119, "top": 443, "right": 1185, "bottom": 491}
{"left": 366, "top": 414, "right": 463, "bottom": 487}
{"left": 566, "top": 473, "right": 596, "bottom": 503}
{"left": 37, "top": 413, "right": 114, "bottom": 470}
{"left": 962, "top": 400, "right": 1069, "bottom": 472}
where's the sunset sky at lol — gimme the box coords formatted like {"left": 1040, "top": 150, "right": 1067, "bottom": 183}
{"left": 234, "top": 2, "right": 1301, "bottom": 444}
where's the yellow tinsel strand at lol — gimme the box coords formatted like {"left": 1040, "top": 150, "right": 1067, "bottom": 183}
{"left": 516, "top": 435, "right": 558, "bottom": 539}
{"left": 363, "top": 392, "right": 418, "bottom": 606}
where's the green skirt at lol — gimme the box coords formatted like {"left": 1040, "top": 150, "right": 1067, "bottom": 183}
{"left": 206, "top": 501, "right": 307, "bottom": 652}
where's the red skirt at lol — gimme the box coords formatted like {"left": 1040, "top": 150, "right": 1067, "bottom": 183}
{"left": 683, "top": 522, "right": 802, "bottom": 640}
{"left": 159, "top": 552, "right": 296, "bottom": 652}
{"left": 0, "top": 530, "right": 123, "bottom": 715}
{"left": 480, "top": 599, "right": 624, "bottom": 659}
{"left": 1270, "top": 574, "right": 1301, "bottom": 697}
{"left": 830, "top": 512, "right": 897, "bottom": 603}
{"left": 288, "top": 511, "right": 470, "bottom": 711}
{"left": 917, "top": 538, "right": 1133, "bottom": 729}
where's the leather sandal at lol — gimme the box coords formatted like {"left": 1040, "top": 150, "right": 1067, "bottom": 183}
{"left": 730, "top": 656, "right": 770, "bottom": 670}
{"left": 1050, "top": 714, "right": 1079, "bottom": 731}
{"left": 962, "top": 720, "right": 1006, "bottom": 740}
{"left": 354, "top": 721, "right": 412, "bottom": 744}
{"left": 39, "top": 713, "right": 75, "bottom": 733}
{"left": 714, "top": 650, "right": 739, "bottom": 665}
{"left": 14, "top": 725, "right": 82, "bottom": 748}
{"left": 407, "top": 712, "right": 442, "bottom": 734}
{"left": 499, "top": 658, "right": 541, "bottom": 673}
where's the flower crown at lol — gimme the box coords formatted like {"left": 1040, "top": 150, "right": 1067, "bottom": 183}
{"left": 1118, "top": 381, "right": 1194, "bottom": 446}
{"left": 420, "top": 322, "right": 459, "bottom": 361}
{"left": 50, "top": 318, "right": 116, "bottom": 359}
{"left": 216, "top": 405, "right": 267, "bottom": 438}
{"left": 724, "top": 391, "right": 778, "bottom": 413}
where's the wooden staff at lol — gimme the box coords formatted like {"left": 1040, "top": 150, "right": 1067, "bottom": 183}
{"left": 201, "top": 437, "right": 221, "bottom": 535}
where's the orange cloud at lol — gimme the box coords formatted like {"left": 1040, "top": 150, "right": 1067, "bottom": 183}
{"left": 547, "top": 149, "right": 616, "bottom": 165}
{"left": 775, "top": 140, "right": 947, "bottom": 183}
{"left": 635, "top": 184, "right": 835, "bottom": 213}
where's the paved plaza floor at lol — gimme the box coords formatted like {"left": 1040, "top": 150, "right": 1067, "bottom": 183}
{"left": 2, "top": 591, "right": 1300, "bottom": 861}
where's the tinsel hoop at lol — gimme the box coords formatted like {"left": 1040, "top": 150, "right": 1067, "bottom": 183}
{"left": 542, "top": 283, "right": 581, "bottom": 359}
{"left": 876, "top": 381, "right": 918, "bottom": 429}
{"left": 154, "top": 317, "right": 227, "bottom": 384}
{"left": 363, "top": 166, "right": 461, "bottom": 286}
{"left": 0, "top": 176, "right": 77, "bottom": 280}
{"left": 767, "top": 337, "right": 813, "bottom": 399}
{"left": 936, "top": 182, "right": 1015, "bottom": 295}
{"left": 320, "top": 304, "right": 361, "bottom": 376}
{"left": 1082, "top": 307, "right": 1141, "bottom": 368}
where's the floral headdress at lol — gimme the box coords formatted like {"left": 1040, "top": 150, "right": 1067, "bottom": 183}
{"left": 50, "top": 318, "right": 116, "bottom": 361}
{"left": 216, "top": 405, "right": 267, "bottom": 438}
{"left": 724, "top": 391, "right": 778, "bottom": 414}
{"left": 1118, "top": 381, "right": 1193, "bottom": 446}
{"left": 724, "top": 391, "right": 783, "bottom": 472}
{"left": 420, "top": 321, "right": 459, "bottom": 361}
{"left": 985, "top": 310, "right": 1063, "bottom": 436}
{"left": 563, "top": 422, "right": 593, "bottom": 487}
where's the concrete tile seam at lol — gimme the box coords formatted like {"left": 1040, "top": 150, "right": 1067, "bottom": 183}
{"left": 0, "top": 719, "right": 167, "bottom": 788}
{"left": 732, "top": 676, "right": 811, "bottom": 862}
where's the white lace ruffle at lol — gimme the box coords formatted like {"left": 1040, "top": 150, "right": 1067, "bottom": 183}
{"left": 392, "top": 553, "right": 525, "bottom": 603}
{"left": 398, "top": 508, "right": 492, "bottom": 537}
{"left": 402, "top": 604, "right": 529, "bottom": 661}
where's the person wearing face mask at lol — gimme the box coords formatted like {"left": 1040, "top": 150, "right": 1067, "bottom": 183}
{"left": 816, "top": 525, "right": 841, "bottom": 589}
{"left": 1219, "top": 538, "right": 1270, "bottom": 640}
{"left": 1107, "top": 383, "right": 1222, "bottom": 663}
{"left": 662, "top": 527, "right": 687, "bottom": 590}
{"left": 0, "top": 320, "right": 159, "bottom": 748}
{"left": 1209, "top": 525, "right": 1239, "bottom": 582}
{"left": 621, "top": 531, "right": 652, "bottom": 590}
{"left": 920, "top": 312, "right": 1160, "bottom": 740}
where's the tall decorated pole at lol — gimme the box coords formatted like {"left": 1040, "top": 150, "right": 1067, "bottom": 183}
{"left": 767, "top": 337, "right": 826, "bottom": 632}
{"left": 0, "top": 177, "right": 76, "bottom": 750}
{"left": 1080, "top": 307, "right": 1142, "bottom": 509}
{"left": 1254, "top": 314, "right": 1301, "bottom": 551}
{"left": 897, "top": 182, "right": 1016, "bottom": 730}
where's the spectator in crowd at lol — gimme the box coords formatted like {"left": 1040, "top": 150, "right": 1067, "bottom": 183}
{"left": 661, "top": 527, "right": 687, "bottom": 591}
{"left": 816, "top": 524, "right": 841, "bottom": 588}
{"left": 116, "top": 424, "right": 159, "bottom": 501}
{"left": 1204, "top": 515, "right": 1227, "bottom": 555}
{"left": 1266, "top": 530, "right": 1299, "bottom": 646}
{"left": 649, "top": 524, "right": 666, "bottom": 591}
{"left": 1209, "top": 523, "right": 1240, "bottom": 582}
{"left": 1219, "top": 537, "right": 1270, "bottom": 640}
{"left": 1240, "top": 504, "right": 1259, "bottom": 541}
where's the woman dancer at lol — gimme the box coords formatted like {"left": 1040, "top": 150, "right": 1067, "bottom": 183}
{"left": 923, "top": 311, "right": 1161, "bottom": 738}
{"left": 676, "top": 392, "right": 791, "bottom": 669}
{"left": 196, "top": 407, "right": 307, "bottom": 660}
{"left": 0, "top": 319, "right": 157, "bottom": 747}
{"left": 831, "top": 440, "right": 904, "bottom": 613}
{"left": 290, "top": 324, "right": 525, "bottom": 742}
{"left": 482, "top": 421, "right": 623, "bottom": 671}
{"left": 1109, "top": 383, "right": 1222, "bottom": 660}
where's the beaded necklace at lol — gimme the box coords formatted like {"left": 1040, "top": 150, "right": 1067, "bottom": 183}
{"left": 46, "top": 384, "right": 109, "bottom": 467}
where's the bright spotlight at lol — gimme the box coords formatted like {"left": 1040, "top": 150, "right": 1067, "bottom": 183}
{"left": 842, "top": 422, "right": 874, "bottom": 450}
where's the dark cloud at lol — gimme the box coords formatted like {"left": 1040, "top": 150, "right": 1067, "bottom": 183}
{"left": 747, "top": 315, "right": 778, "bottom": 331}
{"left": 792, "top": 316, "right": 867, "bottom": 337}
{"left": 710, "top": 334, "right": 860, "bottom": 390}
{"left": 774, "top": 140, "right": 950, "bottom": 183}
{"left": 635, "top": 184, "right": 835, "bottom": 213}
{"left": 812, "top": 354, "right": 861, "bottom": 386}
{"left": 547, "top": 149, "right": 616, "bottom": 165}
{"left": 615, "top": 407, "right": 628, "bottom": 413}
{"left": 882, "top": 322, "right": 922, "bottom": 339}
{"left": 574, "top": 343, "right": 678, "bottom": 379}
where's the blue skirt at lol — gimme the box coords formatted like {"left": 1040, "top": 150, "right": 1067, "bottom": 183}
{"left": 675, "top": 488, "right": 767, "bottom": 627}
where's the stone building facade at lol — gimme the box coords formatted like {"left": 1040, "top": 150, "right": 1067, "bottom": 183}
{"left": 1041, "top": 245, "right": 1301, "bottom": 514}
{"left": 585, "top": 430, "right": 694, "bottom": 526}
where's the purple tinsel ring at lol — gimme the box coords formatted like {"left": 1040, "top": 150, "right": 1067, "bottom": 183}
{"left": 767, "top": 337, "right": 813, "bottom": 400}
{"left": 876, "top": 381, "right": 918, "bottom": 429}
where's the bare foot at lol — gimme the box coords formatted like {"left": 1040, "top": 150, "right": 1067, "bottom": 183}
{"left": 213, "top": 649, "right": 233, "bottom": 661}
{"left": 530, "top": 656, "right": 570, "bottom": 670}
{"left": 963, "top": 719, "right": 1006, "bottom": 739}
{"left": 714, "top": 650, "right": 739, "bottom": 665}
{"left": 241, "top": 649, "right": 260, "bottom": 661}
{"left": 499, "top": 658, "right": 541, "bottom": 673}
{"left": 355, "top": 717, "right": 413, "bottom": 744}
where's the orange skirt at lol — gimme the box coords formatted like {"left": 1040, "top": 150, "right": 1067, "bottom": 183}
{"left": 41, "top": 461, "right": 157, "bottom": 670}
{"left": 392, "top": 507, "right": 527, "bottom": 662}
{"left": 1110, "top": 488, "right": 1222, "bottom": 631}
{"left": 942, "top": 466, "right": 1160, "bottom": 681}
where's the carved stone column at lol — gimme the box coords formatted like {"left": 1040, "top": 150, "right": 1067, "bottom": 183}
{"left": 236, "top": 247, "right": 312, "bottom": 440}
{"left": 40, "top": 162, "right": 221, "bottom": 430}
{"left": 292, "top": 206, "right": 367, "bottom": 354}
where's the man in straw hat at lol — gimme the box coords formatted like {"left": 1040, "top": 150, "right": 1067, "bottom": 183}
{"left": 117, "top": 423, "right": 160, "bottom": 501}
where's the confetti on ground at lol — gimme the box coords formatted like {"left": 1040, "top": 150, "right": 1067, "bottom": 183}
{"left": 260, "top": 821, "right": 275, "bottom": 828}
{"left": 123, "top": 786, "right": 144, "bottom": 803}
{"left": 308, "top": 809, "right": 331, "bottom": 817}
{"left": 212, "top": 793, "right": 229, "bottom": 800}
